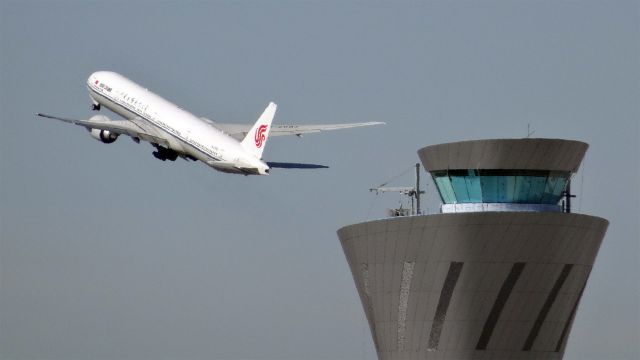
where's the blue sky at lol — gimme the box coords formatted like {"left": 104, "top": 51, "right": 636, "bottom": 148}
{"left": 1, "top": 1, "right": 638, "bottom": 359}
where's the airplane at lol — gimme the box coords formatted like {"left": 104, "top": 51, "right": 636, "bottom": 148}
{"left": 37, "top": 71, "right": 383, "bottom": 175}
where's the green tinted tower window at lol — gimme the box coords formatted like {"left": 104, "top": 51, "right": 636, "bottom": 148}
{"left": 431, "top": 170, "right": 570, "bottom": 205}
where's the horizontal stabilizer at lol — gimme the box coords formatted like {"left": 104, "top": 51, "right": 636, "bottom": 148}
{"left": 266, "top": 162, "right": 329, "bottom": 169}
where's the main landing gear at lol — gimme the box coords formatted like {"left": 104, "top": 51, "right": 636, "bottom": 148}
{"left": 152, "top": 145, "right": 179, "bottom": 161}
{"left": 92, "top": 103, "right": 101, "bottom": 111}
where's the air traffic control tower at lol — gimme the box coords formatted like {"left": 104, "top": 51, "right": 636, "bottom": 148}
{"left": 337, "top": 139, "right": 608, "bottom": 360}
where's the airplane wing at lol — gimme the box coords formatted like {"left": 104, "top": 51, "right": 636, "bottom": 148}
{"left": 37, "top": 113, "right": 170, "bottom": 147}
{"left": 215, "top": 121, "right": 385, "bottom": 140}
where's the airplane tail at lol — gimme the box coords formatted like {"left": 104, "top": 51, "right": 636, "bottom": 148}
{"left": 241, "top": 102, "right": 277, "bottom": 159}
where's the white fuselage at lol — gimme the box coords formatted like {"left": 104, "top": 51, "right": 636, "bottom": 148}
{"left": 86, "top": 71, "right": 269, "bottom": 174}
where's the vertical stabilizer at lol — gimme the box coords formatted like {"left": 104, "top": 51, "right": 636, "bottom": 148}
{"left": 241, "top": 102, "right": 277, "bottom": 159}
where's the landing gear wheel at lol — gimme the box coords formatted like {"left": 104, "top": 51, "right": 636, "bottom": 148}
{"left": 92, "top": 103, "right": 101, "bottom": 111}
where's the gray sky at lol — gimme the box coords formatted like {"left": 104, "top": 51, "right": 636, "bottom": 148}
{"left": 1, "top": 1, "right": 638, "bottom": 359}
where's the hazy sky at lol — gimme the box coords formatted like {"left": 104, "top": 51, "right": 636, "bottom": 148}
{"left": 1, "top": 1, "right": 638, "bottom": 359}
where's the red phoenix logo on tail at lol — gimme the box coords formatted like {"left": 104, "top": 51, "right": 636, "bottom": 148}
{"left": 254, "top": 124, "right": 268, "bottom": 148}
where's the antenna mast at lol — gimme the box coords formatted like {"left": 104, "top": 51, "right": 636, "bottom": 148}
{"left": 562, "top": 180, "right": 576, "bottom": 213}
{"left": 415, "top": 163, "right": 421, "bottom": 215}
{"left": 369, "top": 163, "right": 425, "bottom": 216}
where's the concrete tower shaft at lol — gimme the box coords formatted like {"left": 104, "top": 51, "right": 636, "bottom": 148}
{"left": 338, "top": 213, "right": 607, "bottom": 360}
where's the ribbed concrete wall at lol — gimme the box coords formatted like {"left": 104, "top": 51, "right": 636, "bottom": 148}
{"left": 337, "top": 212, "right": 608, "bottom": 360}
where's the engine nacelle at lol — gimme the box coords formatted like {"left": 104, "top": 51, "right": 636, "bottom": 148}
{"left": 90, "top": 128, "right": 118, "bottom": 144}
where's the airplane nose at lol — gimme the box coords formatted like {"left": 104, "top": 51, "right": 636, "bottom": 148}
{"left": 87, "top": 72, "right": 99, "bottom": 86}
{"left": 87, "top": 71, "right": 110, "bottom": 85}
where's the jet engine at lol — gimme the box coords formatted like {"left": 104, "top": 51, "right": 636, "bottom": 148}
{"left": 90, "top": 128, "right": 118, "bottom": 144}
